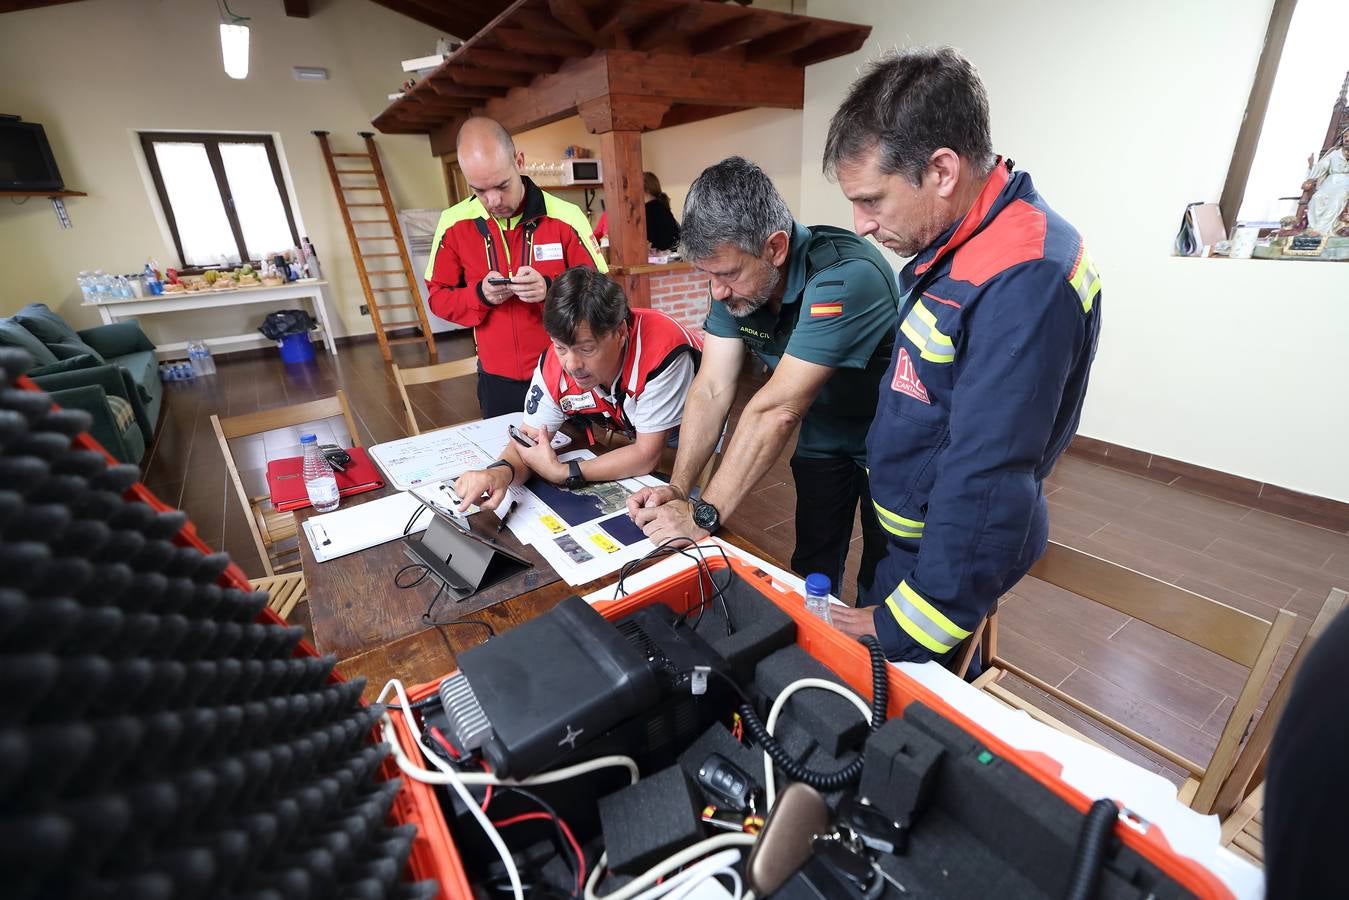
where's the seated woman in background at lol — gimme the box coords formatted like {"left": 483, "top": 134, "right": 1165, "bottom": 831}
{"left": 644, "top": 172, "right": 680, "bottom": 252}
{"left": 591, "top": 173, "right": 681, "bottom": 254}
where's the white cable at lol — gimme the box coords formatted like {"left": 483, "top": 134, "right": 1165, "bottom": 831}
{"left": 667, "top": 866, "right": 743, "bottom": 900}
{"left": 762, "top": 677, "right": 873, "bottom": 813}
{"left": 584, "top": 833, "right": 758, "bottom": 900}
{"left": 377, "top": 679, "right": 523, "bottom": 900}
{"left": 385, "top": 747, "right": 640, "bottom": 789}
{"left": 630, "top": 848, "right": 743, "bottom": 900}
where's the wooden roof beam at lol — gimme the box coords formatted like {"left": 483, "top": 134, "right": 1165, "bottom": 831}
{"left": 283, "top": 0, "right": 308, "bottom": 17}
{"left": 630, "top": 4, "right": 707, "bottom": 53}
{"left": 366, "top": 0, "right": 468, "bottom": 36}
{"left": 492, "top": 25, "right": 594, "bottom": 58}
{"left": 448, "top": 67, "right": 535, "bottom": 88}
{"left": 427, "top": 75, "right": 510, "bottom": 100}
{"left": 690, "top": 16, "right": 794, "bottom": 56}
{"left": 459, "top": 47, "right": 563, "bottom": 74}
{"left": 605, "top": 49, "right": 804, "bottom": 110}
{"left": 743, "top": 20, "right": 815, "bottom": 62}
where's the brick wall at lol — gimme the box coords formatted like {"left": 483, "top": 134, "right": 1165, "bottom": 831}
{"left": 648, "top": 268, "right": 710, "bottom": 333}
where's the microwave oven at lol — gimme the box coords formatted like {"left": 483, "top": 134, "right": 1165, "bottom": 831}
{"left": 561, "top": 158, "right": 603, "bottom": 185}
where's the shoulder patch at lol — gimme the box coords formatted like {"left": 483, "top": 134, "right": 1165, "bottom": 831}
{"left": 948, "top": 199, "right": 1046, "bottom": 287}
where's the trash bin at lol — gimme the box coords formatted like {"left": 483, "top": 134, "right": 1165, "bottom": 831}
{"left": 279, "top": 332, "right": 316, "bottom": 364}
{"left": 259, "top": 309, "right": 318, "bottom": 364}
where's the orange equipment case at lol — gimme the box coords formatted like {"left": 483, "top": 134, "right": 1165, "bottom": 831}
{"left": 387, "top": 553, "right": 1237, "bottom": 900}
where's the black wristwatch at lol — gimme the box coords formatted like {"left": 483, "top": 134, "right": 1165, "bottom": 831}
{"left": 691, "top": 497, "right": 721, "bottom": 533}
{"left": 564, "top": 459, "right": 586, "bottom": 490}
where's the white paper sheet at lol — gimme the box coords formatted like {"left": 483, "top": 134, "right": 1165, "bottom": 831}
{"left": 301, "top": 490, "right": 429, "bottom": 562}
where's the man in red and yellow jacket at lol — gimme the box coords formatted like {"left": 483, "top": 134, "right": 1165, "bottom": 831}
{"left": 425, "top": 117, "right": 607, "bottom": 416}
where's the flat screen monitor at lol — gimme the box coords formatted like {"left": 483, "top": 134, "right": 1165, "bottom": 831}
{"left": 0, "top": 118, "right": 64, "bottom": 191}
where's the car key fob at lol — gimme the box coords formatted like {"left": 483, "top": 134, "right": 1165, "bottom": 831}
{"left": 697, "top": 752, "right": 753, "bottom": 811}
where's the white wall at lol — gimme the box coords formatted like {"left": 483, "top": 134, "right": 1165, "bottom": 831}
{"left": 801, "top": 0, "right": 1349, "bottom": 503}
{"left": 0, "top": 0, "right": 447, "bottom": 342}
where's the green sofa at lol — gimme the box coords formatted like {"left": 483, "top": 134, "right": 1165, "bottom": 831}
{"left": 0, "top": 303, "right": 163, "bottom": 464}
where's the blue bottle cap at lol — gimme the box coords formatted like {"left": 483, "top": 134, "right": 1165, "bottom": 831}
{"left": 805, "top": 573, "right": 831, "bottom": 596}
{"left": 299, "top": 433, "right": 317, "bottom": 444}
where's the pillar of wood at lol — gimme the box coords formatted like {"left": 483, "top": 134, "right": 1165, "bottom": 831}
{"left": 597, "top": 129, "right": 650, "bottom": 307}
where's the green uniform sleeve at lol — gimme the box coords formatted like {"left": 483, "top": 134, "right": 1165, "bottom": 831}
{"left": 702, "top": 291, "right": 741, "bottom": 339}
{"left": 784, "top": 258, "right": 899, "bottom": 369}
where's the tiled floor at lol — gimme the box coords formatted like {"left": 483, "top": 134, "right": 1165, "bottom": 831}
{"left": 141, "top": 335, "right": 1349, "bottom": 787}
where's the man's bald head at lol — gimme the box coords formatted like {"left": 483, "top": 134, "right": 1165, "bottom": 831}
{"left": 457, "top": 117, "right": 527, "bottom": 217}
{"left": 456, "top": 117, "right": 516, "bottom": 160}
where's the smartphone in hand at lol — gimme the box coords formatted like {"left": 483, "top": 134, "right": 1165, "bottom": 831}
{"left": 508, "top": 425, "right": 536, "bottom": 448}
{"left": 487, "top": 276, "right": 521, "bottom": 286}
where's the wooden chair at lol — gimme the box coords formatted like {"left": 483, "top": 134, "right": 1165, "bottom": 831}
{"left": 249, "top": 571, "right": 308, "bottom": 621}
{"left": 970, "top": 540, "right": 1297, "bottom": 816}
{"left": 1201, "top": 586, "right": 1347, "bottom": 866}
{"left": 211, "top": 390, "right": 362, "bottom": 578}
{"left": 392, "top": 356, "right": 478, "bottom": 435}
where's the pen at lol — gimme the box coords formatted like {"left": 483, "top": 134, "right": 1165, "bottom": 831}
{"left": 312, "top": 523, "right": 331, "bottom": 546}
{"left": 496, "top": 500, "right": 515, "bottom": 534}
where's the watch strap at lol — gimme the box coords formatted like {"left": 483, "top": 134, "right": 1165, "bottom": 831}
{"left": 565, "top": 459, "right": 586, "bottom": 489}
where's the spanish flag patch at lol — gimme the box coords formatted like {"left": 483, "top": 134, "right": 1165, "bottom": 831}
{"left": 809, "top": 302, "right": 843, "bottom": 318}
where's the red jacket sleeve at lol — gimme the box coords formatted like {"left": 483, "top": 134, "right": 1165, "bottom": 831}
{"left": 561, "top": 221, "right": 605, "bottom": 271}
{"left": 427, "top": 231, "right": 491, "bottom": 327}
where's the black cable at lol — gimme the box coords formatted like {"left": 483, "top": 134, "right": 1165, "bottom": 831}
{"left": 496, "top": 786, "right": 581, "bottom": 898}
{"left": 613, "top": 537, "right": 735, "bottom": 635}
{"left": 394, "top": 562, "right": 495, "bottom": 640}
{"left": 736, "top": 634, "right": 889, "bottom": 792}
{"left": 1062, "top": 798, "right": 1118, "bottom": 900}
{"left": 404, "top": 503, "right": 429, "bottom": 535}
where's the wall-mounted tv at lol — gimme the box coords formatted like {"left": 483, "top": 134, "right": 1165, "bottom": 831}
{"left": 0, "top": 117, "right": 64, "bottom": 192}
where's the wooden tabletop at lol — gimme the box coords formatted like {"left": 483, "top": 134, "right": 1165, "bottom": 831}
{"left": 298, "top": 482, "right": 768, "bottom": 702}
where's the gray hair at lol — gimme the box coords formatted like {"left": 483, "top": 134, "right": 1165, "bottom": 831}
{"left": 824, "top": 47, "right": 995, "bottom": 186}
{"left": 680, "top": 157, "right": 794, "bottom": 261}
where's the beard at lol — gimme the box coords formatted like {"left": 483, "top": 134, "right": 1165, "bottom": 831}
{"left": 723, "top": 259, "right": 782, "bottom": 318}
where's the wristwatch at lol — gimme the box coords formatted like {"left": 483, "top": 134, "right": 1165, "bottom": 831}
{"left": 564, "top": 459, "right": 586, "bottom": 490}
{"left": 691, "top": 497, "right": 721, "bottom": 533}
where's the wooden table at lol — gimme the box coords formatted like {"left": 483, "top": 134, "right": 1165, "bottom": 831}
{"left": 298, "top": 485, "right": 761, "bottom": 702}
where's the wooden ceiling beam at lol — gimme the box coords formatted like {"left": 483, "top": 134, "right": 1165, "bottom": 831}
{"left": 477, "top": 53, "right": 611, "bottom": 136}
{"left": 690, "top": 16, "right": 793, "bottom": 56}
{"left": 547, "top": 0, "right": 603, "bottom": 45}
{"left": 448, "top": 67, "right": 534, "bottom": 88}
{"left": 605, "top": 50, "right": 803, "bottom": 110}
{"left": 0, "top": 0, "right": 84, "bottom": 11}
{"left": 492, "top": 25, "right": 593, "bottom": 58}
{"left": 510, "top": 6, "right": 593, "bottom": 42}
{"left": 427, "top": 75, "right": 510, "bottom": 99}
{"left": 743, "top": 21, "right": 815, "bottom": 62}
{"left": 629, "top": 4, "right": 707, "bottom": 53}
{"left": 459, "top": 47, "right": 563, "bottom": 74}
{"left": 282, "top": 0, "right": 309, "bottom": 16}
{"left": 577, "top": 95, "right": 672, "bottom": 133}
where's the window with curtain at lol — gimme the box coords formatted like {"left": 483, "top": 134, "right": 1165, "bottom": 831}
{"left": 140, "top": 132, "right": 301, "bottom": 268}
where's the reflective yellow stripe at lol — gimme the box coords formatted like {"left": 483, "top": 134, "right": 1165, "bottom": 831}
{"left": 1069, "top": 245, "right": 1101, "bottom": 313}
{"left": 886, "top": 596, "right": 954, "bottom": 654}
{"left": 872, "top": 500, "right": 923, "bottom": 539}
{"left": 897, "top": 581, "right": 971, "bottom": 642}
{"left": 899, "top": 300, "right": 955, "bottom": 363}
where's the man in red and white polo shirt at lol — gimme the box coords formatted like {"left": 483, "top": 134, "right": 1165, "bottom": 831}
{"left": 453, "top": 268, "right": 700, "bottom": 511}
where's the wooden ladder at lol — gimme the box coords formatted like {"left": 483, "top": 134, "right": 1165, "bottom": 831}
{"left": 314, "top": 130, "right": 438, "bottom": 364}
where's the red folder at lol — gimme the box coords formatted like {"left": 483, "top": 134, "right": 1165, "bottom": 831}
{"left": 266, "top": 446, "right": 385, "bottom": 512}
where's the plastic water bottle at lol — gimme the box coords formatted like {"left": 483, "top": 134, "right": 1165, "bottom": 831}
{"left": 804, "top": 573, "right": 833, "bottom": 624}
{"left": 301, "top": 434, "right": 340, "bottom": 512}
{"left": 187, "top": 340, "right": 217, "bottom": 376}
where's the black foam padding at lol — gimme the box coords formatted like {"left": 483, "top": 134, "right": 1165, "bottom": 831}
{"left": 755, "top": 645, "right": 870, "bottom": 756}
{"left": 677, "top": 722, "right": 766, "bottom": 798}
{"left": 858, "top": 717, "right": 945, "bottom": 825}
{"left": 691, "top": 571, "right": 796, "bottom": 683}
{"left": 598, "top": 764, "right": 705, "bottom": 875}
{"left": 0, "top": 362, "right": 434, "bottom": 898}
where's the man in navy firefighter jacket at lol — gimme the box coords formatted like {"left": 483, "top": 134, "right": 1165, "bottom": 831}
{"left": 822, "top": 47, "right": 1102, "bottom": 663}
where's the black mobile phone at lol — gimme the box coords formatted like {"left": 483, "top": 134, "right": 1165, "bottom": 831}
{"left": 317, "top": 443, "right": 351, "bottom": 471}
{"left": 508, "top": 425, "right": 536, "bottom": 448}
{"left": 487, "top": 276, "right": 521, "bottom": 286}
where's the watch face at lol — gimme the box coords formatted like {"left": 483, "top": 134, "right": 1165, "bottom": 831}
{"left": 692, "top": 500, "right": 719, "bottom": 530}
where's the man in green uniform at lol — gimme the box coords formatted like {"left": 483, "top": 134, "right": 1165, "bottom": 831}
{"left": 628, "top": 156, "right": 899, "bottom": 602}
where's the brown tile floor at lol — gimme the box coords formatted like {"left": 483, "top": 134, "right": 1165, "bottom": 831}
{"left": 142, "top": 335, "right": 1349, "bottom": 787}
